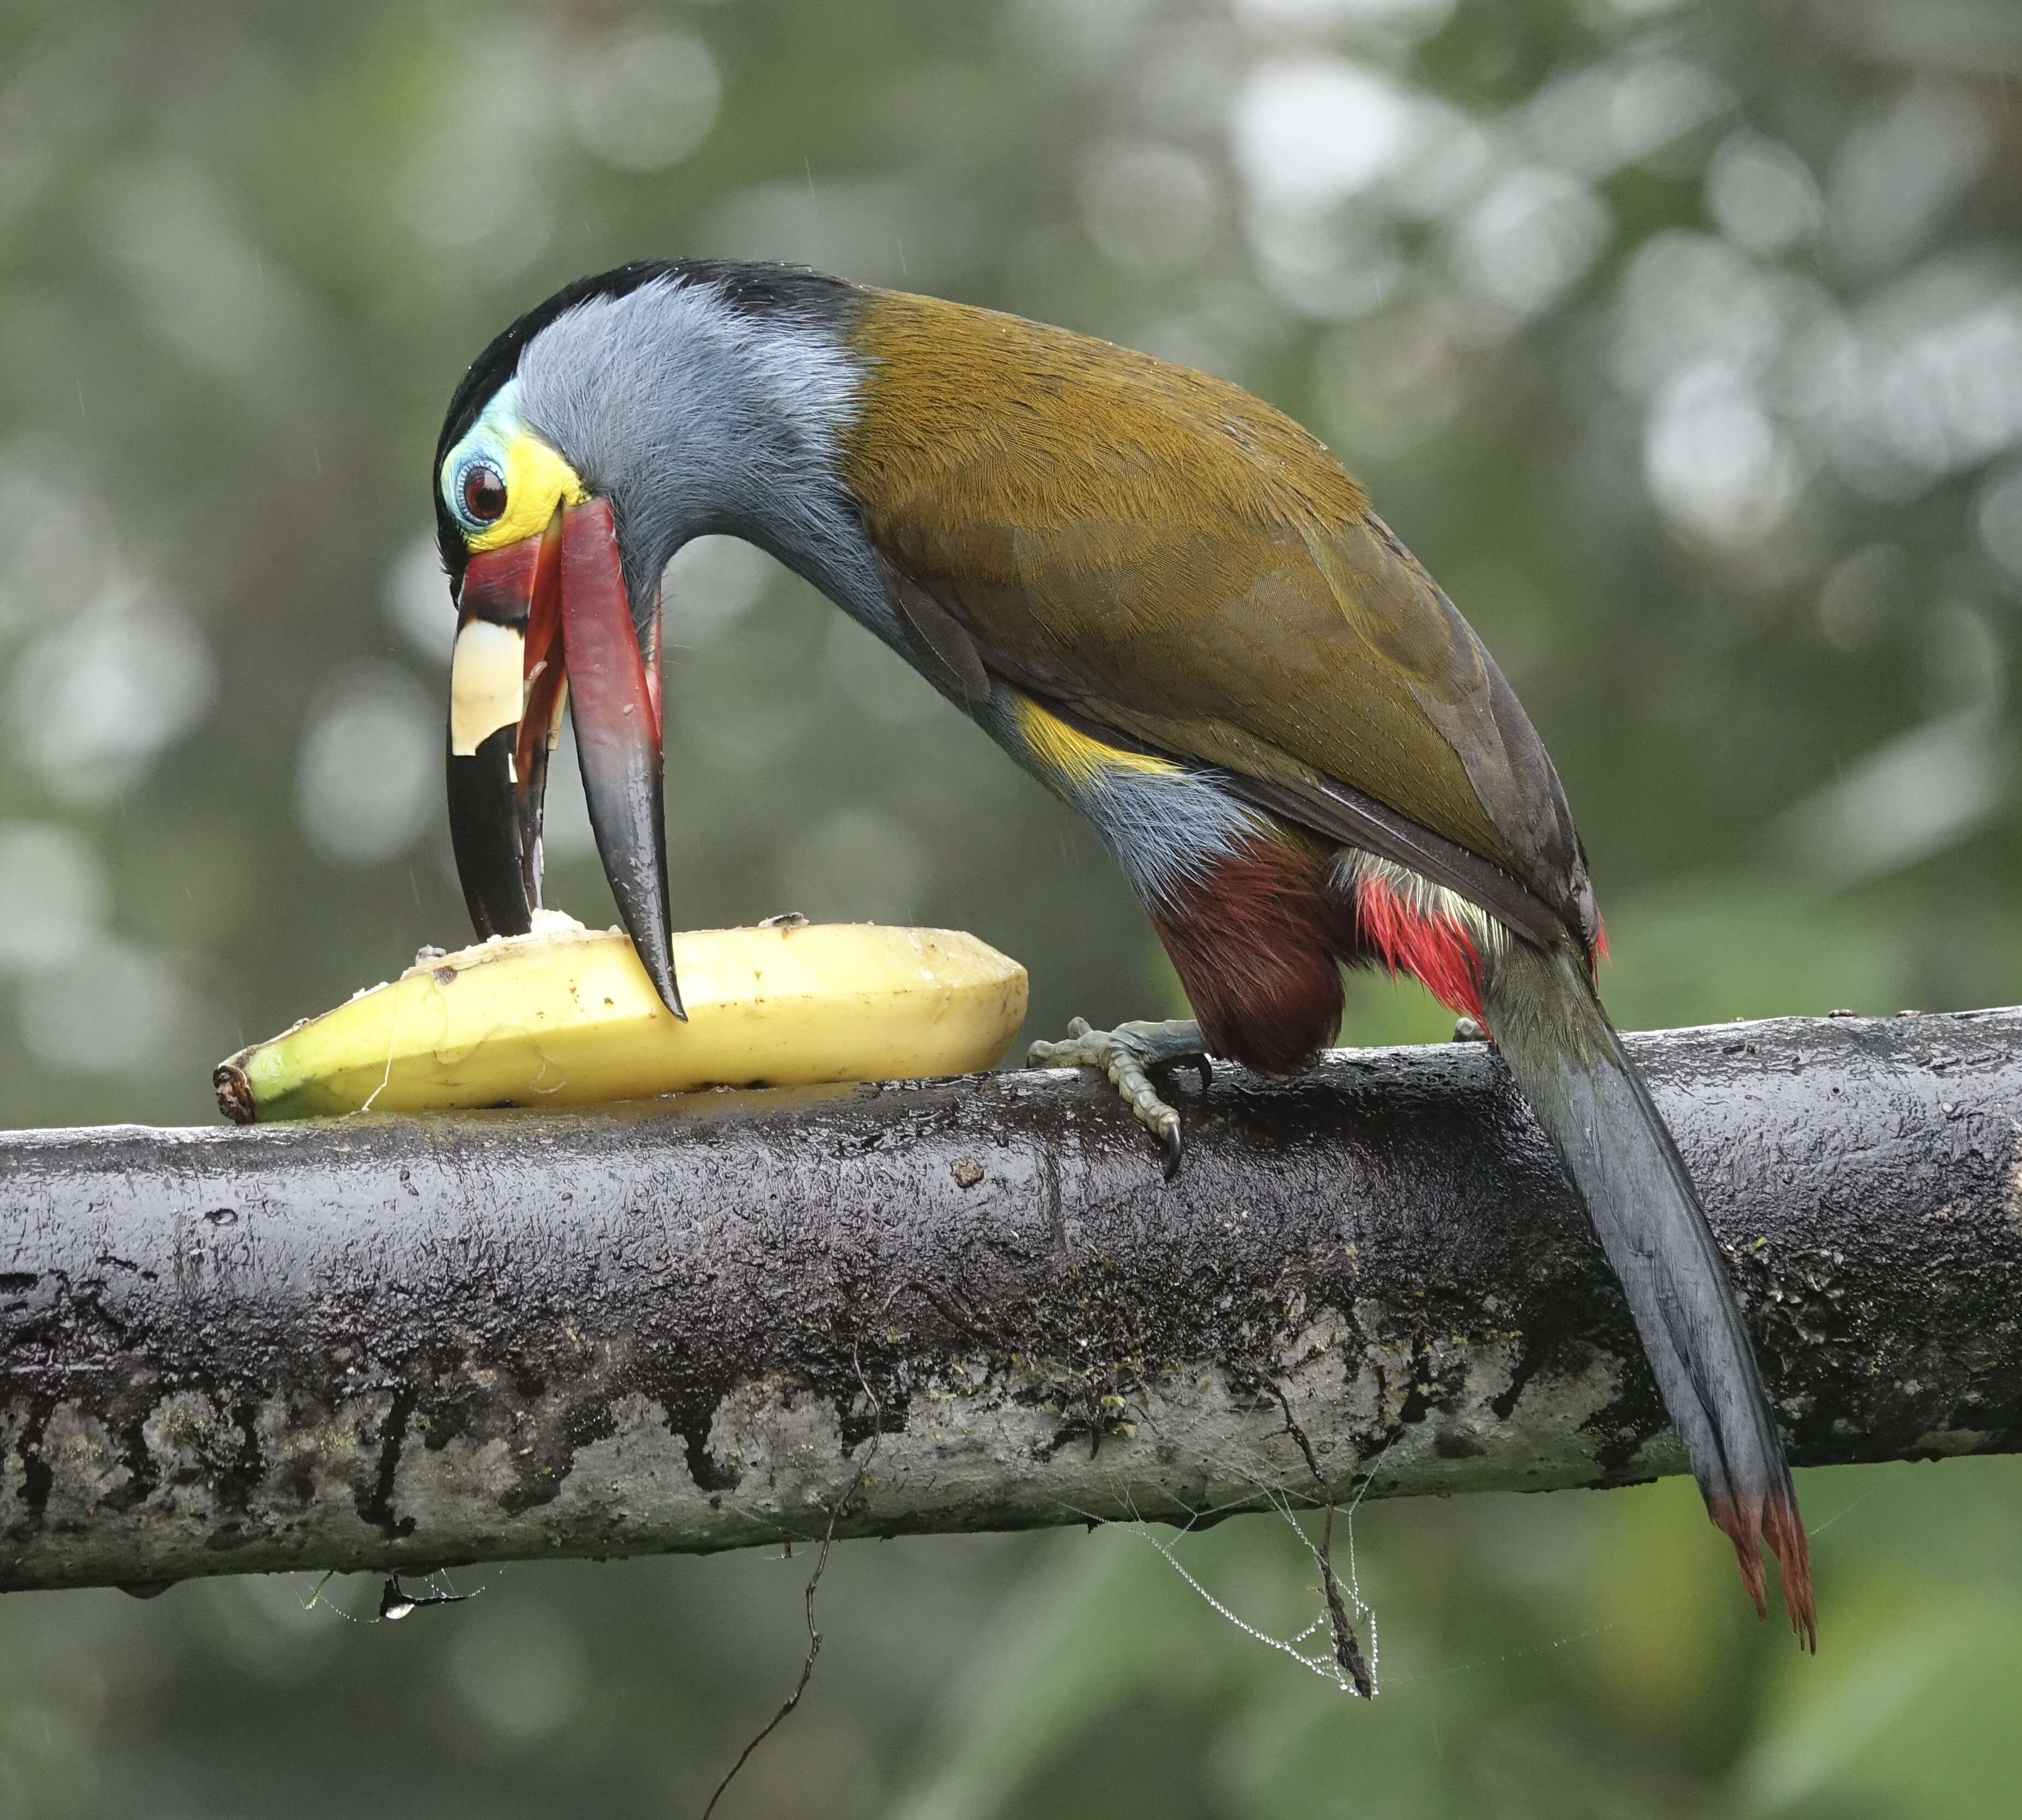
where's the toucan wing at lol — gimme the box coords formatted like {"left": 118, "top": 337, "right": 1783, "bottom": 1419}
{"left": 844, "top": 291, "right": 1588, "bottom": 944}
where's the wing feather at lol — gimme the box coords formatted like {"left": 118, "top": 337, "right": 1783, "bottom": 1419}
{"left": 845, "top": 289, "right": 1596, "bottom": 946}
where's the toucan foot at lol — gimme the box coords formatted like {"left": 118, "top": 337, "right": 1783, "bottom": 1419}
{"left": 1027, "top": 1018, "right": 1208, "bottom": 1179}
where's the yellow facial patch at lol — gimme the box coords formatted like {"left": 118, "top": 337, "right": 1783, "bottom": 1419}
{"left": 464, "top": 432, "right": 590, "bottom": 553}
{"left": 1013, "top": 697, "right": 1173, "bottom": 784}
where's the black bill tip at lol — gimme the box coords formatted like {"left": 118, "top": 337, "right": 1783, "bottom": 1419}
{"left": 446, "top": 724, "right": 532, "bottom": 939}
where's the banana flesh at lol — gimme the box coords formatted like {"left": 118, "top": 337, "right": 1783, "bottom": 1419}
{"left": 215, "top": 912, "right": 1028, "bottom": 1122}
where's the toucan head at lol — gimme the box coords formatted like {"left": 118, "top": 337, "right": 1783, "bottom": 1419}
{"left": 437, "top": 352, "right": 680, "bottom": 1015}
{"left": 433, "top": 258, "right": 862, "bottom": 1020}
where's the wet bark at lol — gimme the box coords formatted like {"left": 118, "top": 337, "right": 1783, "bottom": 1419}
{"left": 1, "top": 1009, "right": 2017, "bottom": 1595}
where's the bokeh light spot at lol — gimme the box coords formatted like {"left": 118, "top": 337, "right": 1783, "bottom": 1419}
{"left": 296, "top": 664, "right": 438, "bottom": 865}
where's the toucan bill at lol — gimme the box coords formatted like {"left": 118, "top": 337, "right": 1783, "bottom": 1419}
{"left": 445, "top": 497, "right": 683, "bottom": 1018}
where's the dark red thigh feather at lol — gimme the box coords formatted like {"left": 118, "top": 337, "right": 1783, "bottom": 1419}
{"left": 1147, "top": 831, "right": 1358, "bottom": 1074}
{"left": 1148, "top": 831, "right": 1520, "bottom": 1067}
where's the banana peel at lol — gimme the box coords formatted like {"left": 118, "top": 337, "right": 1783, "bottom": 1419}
{"left": 215, "top": 912, "right": 1027, "bottom": 1122}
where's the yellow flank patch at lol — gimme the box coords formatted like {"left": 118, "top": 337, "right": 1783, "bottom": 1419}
{"left": 465, "top": 433, "right": 590, "bottom": 553}
{"left": 1014, "top": 697, "right": 1172, "bottom": 784}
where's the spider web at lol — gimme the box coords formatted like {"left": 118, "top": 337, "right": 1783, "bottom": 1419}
{"left": 1067, "top": 1467, "right": 1385, "bottom": 1697}
{"left": 1052, "top": 1384, "right": 1400, "bottom": 1699}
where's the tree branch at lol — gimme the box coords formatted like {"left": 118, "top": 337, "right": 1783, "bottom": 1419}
{"left": 2, "top": 1010, "right": 2017, "bottom": 1595}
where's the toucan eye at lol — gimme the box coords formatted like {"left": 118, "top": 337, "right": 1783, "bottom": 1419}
{"left": 461, "top": 462, "right": 508, "bottom": 525}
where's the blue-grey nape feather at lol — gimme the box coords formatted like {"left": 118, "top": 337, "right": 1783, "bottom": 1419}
{"left": 511, "top": 269, "right": 898, "bottom": 642}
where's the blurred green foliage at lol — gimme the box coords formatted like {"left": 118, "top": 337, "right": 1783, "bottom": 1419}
{"left": 3, "top": 0, "right": 2022, "bottom": 1812}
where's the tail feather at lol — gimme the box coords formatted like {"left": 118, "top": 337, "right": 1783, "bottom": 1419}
{"left": 1482, "top": 936, "right": 1815, "bottom": 1648}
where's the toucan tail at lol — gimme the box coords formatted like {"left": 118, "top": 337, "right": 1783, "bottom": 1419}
{"left": 1481, "top": 935, "right": 1815, "bottom": 1648}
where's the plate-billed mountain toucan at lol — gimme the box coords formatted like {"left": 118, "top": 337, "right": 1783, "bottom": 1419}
{"left": 434, "top": 258, "right": 1813, "bottom": 1643}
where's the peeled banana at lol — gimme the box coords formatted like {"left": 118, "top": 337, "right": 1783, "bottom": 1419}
{"left": 215, "top": 912, "right": 1028, "bottom": 1122}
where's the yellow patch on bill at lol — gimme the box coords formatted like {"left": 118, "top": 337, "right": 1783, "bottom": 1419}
{"left": 449, "top": 617, "right": 524, "bottom": 757}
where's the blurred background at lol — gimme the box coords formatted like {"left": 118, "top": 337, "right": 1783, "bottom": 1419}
{"left": 2, "top": 0, "right": 2021, "bottom": 1812}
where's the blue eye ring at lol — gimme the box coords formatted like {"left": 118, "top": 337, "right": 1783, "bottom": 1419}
{"left": 449, "top": 454, "right": 508, "bottom": 530}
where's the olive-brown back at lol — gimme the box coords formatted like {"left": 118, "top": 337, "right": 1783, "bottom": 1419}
{"left": 841, "top": 288, "right": 1585, "bottom": 929}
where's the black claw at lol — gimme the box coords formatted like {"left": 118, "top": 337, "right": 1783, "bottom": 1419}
{"left": 1159, "top": 1124, "right": 1184, "bottom": 1183}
